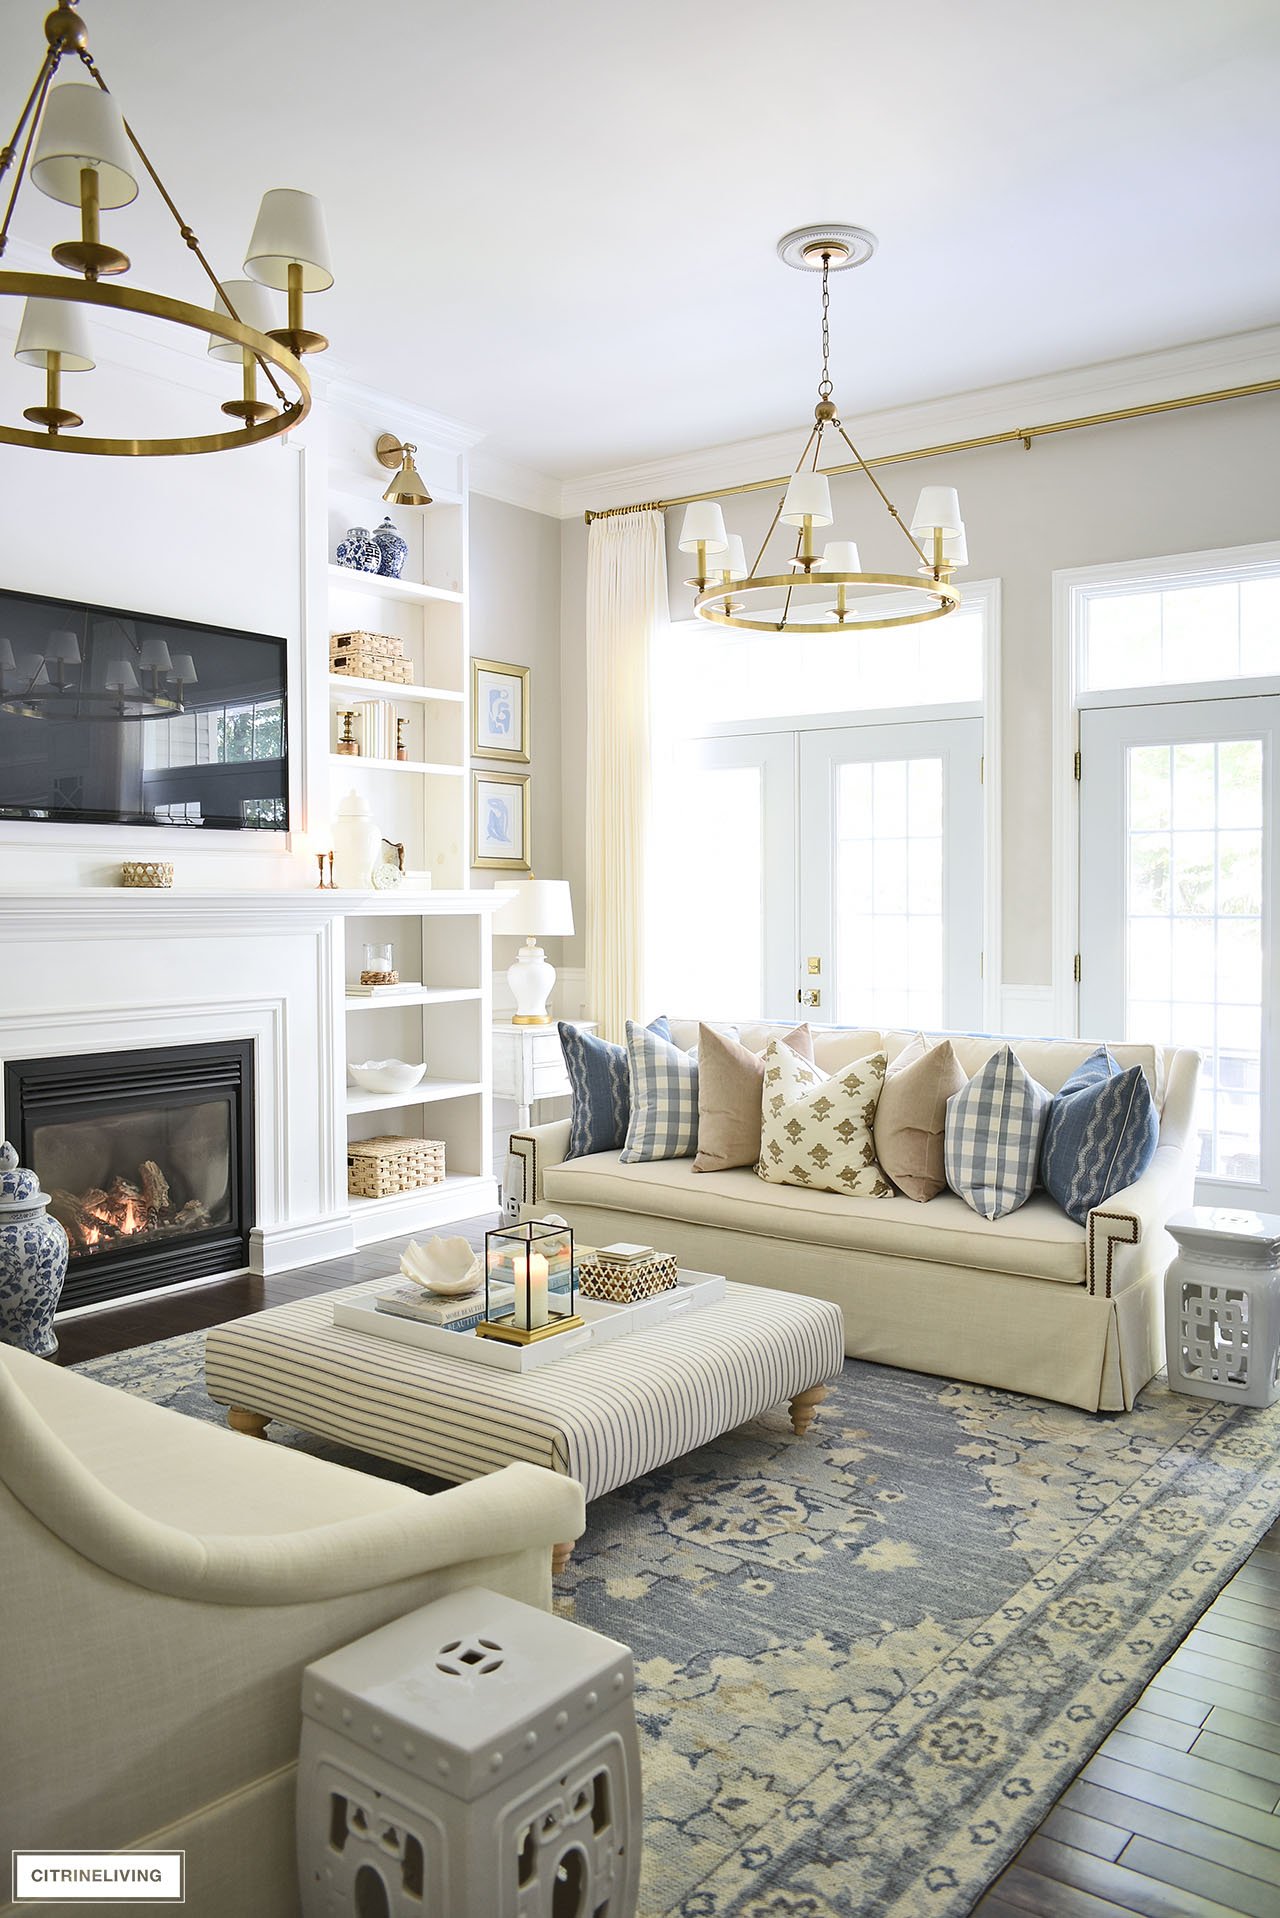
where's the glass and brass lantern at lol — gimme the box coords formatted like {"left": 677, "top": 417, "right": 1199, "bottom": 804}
{"left": 478, "top": 1219, "right": 581, "bottom": 1346}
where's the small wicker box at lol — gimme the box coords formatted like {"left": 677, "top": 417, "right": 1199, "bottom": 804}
{"left": 331, "top": 651, "right": 414, "bottom": 685}
{"left": 331, "top": 629, "right": 403, "bottom": 659}
{"left": 578, "top": 1251, "right": 679, "bottom": 1303}
{"left": 347, "top": 1135, "right": 446, "bottom": 1199}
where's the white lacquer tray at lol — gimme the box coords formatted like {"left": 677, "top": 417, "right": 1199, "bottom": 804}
{"left": 333, "top": 1269, "right": 727, "bottom": 1372}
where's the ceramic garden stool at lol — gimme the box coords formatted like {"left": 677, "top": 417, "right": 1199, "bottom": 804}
{"left": 297, "top": 1585, "right": 641, "bottom": 1918}
{"left": 1164, "top": 1207, "right": 1280, "bottom": 1407}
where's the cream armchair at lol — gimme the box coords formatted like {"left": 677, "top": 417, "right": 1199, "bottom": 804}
{"left": 0, "top": 1345, "right": 585, "bottom": 1918}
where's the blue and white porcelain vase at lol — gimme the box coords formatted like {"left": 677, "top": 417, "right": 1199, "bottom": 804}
{"left": 335, "top": 526, "right": 382, "bottom": 573}
{"left": 373, "top": 515, "right": 408, "bottom": 579}
{"left": 0, "top": 1141, "right": 68, "bottom": 1359}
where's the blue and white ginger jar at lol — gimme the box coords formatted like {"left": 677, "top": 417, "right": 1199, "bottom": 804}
{"left": 335, "top": 526, "right": 382, "bottom": 573}
{"left": 0, "top": 1140, "right": 68, "bottom": 1358}
{"left": 373, "top": 515, "right": 408, "bottom": 579}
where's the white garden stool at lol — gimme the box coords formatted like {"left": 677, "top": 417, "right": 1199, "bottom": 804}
{"left": 1164, "top": 1208, "right": 1280, "bottom": 1407}
{"left": 297, "top": 1586, "right": 641, "bottom": 1918}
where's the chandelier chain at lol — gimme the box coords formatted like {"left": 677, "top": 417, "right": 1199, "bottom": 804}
{"left": 818, "top": 254, "right": 833, "bottom": 401}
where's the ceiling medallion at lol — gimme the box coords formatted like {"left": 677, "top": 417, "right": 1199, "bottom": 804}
{"left": 0, "top": 2, "right": 335, "bottom": 457}
{"left": 683, "top": 224, "right": 966, "bottom": 635}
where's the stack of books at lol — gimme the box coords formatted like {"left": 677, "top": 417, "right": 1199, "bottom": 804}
{"left": 374, "top": 1280, "right": 512, "bottom": 1334}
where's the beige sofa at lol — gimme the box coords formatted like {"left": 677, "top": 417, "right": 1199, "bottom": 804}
{"left": 509, "top": 1022, "right": 1201, "bottom": 1415}
{"left": 0, "top": 1344, "right": 584, "bottom": 1918}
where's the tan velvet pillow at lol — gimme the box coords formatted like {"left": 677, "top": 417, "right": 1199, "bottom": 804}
{"left": 874, "top": 1035, "right": 967, "bottom": 1201}
{"left": 693, "top": 1022, "right": 815, "bottom": 1173}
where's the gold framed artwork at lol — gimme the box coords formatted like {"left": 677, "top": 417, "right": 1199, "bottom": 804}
{"left": 472, "top": 770, "right": 531, "bottom": 871}
{"left": 471, "top": 657, "right": 530, "bottom": 762}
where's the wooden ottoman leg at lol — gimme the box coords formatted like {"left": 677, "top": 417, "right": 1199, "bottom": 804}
{"left": 789, "top": 1384, "right": 828, "bottom": 1437}
{"left": 552, "top": 1540, "right": 575, "bottom": 1576}
{"left": 228, "top": 1406, "right": 271, "bottom": 1439}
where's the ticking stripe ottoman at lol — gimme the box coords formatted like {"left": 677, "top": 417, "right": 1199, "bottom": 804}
{"left": 204, "top": 1280, "right": 844, "bottom": 1557}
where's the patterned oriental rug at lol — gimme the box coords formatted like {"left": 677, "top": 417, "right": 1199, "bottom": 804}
{"left": 77, "top": 1335, "right": 1280, "bottom": 1918}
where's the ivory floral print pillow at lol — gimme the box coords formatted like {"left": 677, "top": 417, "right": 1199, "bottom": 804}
{"left": 756, "top": 1036, "right": 893, "bottom": 1199}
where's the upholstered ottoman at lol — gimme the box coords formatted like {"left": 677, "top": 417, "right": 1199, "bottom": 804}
{"left": 205, "top": 1279, "right": 844, "bottom": 1565}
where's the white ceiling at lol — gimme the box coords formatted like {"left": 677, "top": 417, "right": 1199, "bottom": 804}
{"left": 7, "top": 0, "right": 1280, "bottom": 480}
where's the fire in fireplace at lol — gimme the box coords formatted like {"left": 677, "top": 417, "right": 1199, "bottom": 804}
{"left": 4, "top": 1041, "right": 254, "bottom": 1309}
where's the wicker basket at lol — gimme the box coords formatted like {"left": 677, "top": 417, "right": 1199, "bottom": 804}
{"left": 578, "top": 1251, "right": 679, "bottom": 1303}
{"left": 331, "top": 629, "right": 403, "bottom": 659}
{"left": 347, "top": 1135, "right": 446, "bottom": 1199}
{"left": 330, "top": 629, "right": 414, "bottom": 685}
{"left": 120, "top": 861, "right": 174, "bottom": 889}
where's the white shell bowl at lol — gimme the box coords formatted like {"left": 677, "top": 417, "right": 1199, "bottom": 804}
{"left": 349, "top": 1059, "right": 427, "bottom": 1093}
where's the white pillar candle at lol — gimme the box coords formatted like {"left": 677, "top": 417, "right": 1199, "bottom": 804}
{"left": 516, "top": 1250, "right": 550, "bottom": 1331}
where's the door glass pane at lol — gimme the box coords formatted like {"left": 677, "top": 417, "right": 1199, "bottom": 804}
{"left": 835, "top": 756, "right": 943, "bottom": 1028}
{"left": 1124, "top": 738, "right": 1264, "bottom": 1182}
{"left": 1082, "top": 571, "right": 1280, "bottom": 692}
{"left": 649, "top": 764, "right": 763, "bottom": 1017}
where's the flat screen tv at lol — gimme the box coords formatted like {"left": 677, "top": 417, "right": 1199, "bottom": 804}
{"left": 0, "top": 586, "right": 288, "bottom": 832}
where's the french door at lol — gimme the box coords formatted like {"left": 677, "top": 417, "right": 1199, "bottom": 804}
{"left": 655, "top": 715, "right": 984, "bottom": 1028}
{"left": 1079, "top": 694, "right": 1280, "bottom": 1208}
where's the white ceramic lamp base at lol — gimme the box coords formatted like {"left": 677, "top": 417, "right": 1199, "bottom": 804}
{"left": 508, "top": 938, "right": 556, "bottom": 1025}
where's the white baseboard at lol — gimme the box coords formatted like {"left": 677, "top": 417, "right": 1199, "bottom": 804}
{"left": 999, "top": 986, "right": 1060, "bottom": 1038}
{"left": 251, "top": 1212, "right": 355, "bottom": 1275}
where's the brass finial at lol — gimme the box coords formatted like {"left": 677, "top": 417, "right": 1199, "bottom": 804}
{"left": 44, "top": 3, "right": 88, "bottom": 53}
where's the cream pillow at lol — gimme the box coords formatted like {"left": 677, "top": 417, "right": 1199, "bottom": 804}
{"left": 874, "top": 1034, "right": 967, "bottom": 1202}
{"left": 693, "top": 1022, "right": 814, "bottom": 1174}
{"left": 757, "top": 1037, "right": 892, "bottom": 1199}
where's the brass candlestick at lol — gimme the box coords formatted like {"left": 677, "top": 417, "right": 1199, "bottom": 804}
{"left": 336, "top": 710, "right": 359, "bottom": 756}
{"left": 395, "top": 716, "right": 409, "bottom": 762}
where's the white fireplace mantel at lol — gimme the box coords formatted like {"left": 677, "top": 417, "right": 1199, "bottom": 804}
{"left": 0, "top": 888, "right": 506, "bottom": 941}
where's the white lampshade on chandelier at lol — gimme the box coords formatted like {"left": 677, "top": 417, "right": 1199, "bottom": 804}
{"left": 0, "top": 3, "right": 335, "bottom": 457}
{"left": 493, "top": 880, "right": 576, "bottom": 1026}
{"left": 682, "top": 225, "right": 968, "bottom": 636}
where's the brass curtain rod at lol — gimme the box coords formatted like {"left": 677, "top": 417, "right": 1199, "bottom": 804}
{"left": 582, "top": 377, "right": 1280, "bottom": 524}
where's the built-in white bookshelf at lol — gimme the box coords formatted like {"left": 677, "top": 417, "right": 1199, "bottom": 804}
{"left": 319, "top": 406, "right": 497, "bottom": 1245}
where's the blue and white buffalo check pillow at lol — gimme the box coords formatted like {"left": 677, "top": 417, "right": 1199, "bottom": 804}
{"left": 620, "top": 1018, "right": 699, "bottom": 1163}
{"left": 945, "top": 1044, "right": 1052, "bottom": 1220}
{"left": 560, "top": 1016, "right": 670, "bottom": 1159}
{"left": 1040, "top": 1044, "right": 1159, "bottom": 1224}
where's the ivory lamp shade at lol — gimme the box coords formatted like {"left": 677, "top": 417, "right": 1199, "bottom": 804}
{"left": 138, "top": 637, "right": 173, "bottom": 673}
{"left": 244, "top": 189, "right": 334, "bottom": 292}
{"left": 105, "top": 660, "right": 139, "bottom": 693}
{"left": 677, "top": 501, "right": 728, "bottom": 554}
{"left": 781, "top": 471, "right": 833, "bottom": 527}
{"left": 821, "top": 539, "right": 862, "bottom": 571}
{"left": 207, "top": 279, "right": 278, "bottom": 361}
{"left": 30, "top": 83, "right": 139, "bottom": 208}
{"left": 719, "top": 534, "right": 748, "bottom": 579}
{"left": 910, "top": 485, "right": 964, "bottom": 538}
{"left": 493, "top": 879, "right": 575, "bottom": 939}
{"left": 44, "top": 630, "right": 81, "bottom": 665}
{"left": 170, "top": 653, "right": 198, "bottom": 683}
{"left": 14, "top": 297, "right": 94, "bottom": 372}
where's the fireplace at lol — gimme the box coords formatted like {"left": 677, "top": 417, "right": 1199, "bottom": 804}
{"left": 4, "top": 1040, "right": 254, "bottom": 1309}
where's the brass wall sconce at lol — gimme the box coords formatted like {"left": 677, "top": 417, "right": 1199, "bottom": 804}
{"left": 376, "top": 433, "right": 432, "bottom": 507}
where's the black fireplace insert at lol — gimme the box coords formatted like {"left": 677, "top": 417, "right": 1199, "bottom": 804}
{"left": 4, "top": 1040, "right": 255, "bottom": 1310}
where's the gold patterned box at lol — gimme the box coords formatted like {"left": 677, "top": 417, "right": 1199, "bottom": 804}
{"left": 577, "top": 1250, "right": 679, "bottom": 1303}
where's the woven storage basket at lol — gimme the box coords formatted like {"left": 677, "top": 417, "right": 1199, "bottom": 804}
{"left": 331, "top": 651, "right": 413, "bottom": 685}
{"left": 578, "top": 1251, "right": 679, "bottom": 1303}
{"left": 331, "top": 629, "right": 403, "bottom": 659}
{"left": 347, "top": 1135, "right": 446, "bottom": 1199}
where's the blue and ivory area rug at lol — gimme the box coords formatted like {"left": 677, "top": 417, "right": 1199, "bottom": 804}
{"left": 78, "top": 1335, "right": 1280, "bottom": 1917}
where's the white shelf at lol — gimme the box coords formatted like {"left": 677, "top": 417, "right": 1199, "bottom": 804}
{"left": 346, "top": 1078, "right": 484, "bottom": 1116}
{"left": 328, "top": 674, "right": 464, "bottom": 703}
{"left": 346, "top": 1172, "right": 499, "bottom": 1247}
{"left": 345, "top": 987, "right": 482, "bottom": 1010}
{"left": 328, "top": 564, "right": 463, "bottom": 605}
{"left": 330, "top": 754, "right": 464, "bottom": 777}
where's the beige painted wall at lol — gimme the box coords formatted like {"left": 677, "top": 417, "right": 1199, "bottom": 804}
{"left": 557, "top": 392, "right": 1280, "bottom": 988}
{"left": 469, "top": 493, "right": 567, "bottom": 996}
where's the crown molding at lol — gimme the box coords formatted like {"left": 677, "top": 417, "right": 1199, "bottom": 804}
{"left": 470, "top": 448, "right": 564, "bottom": 519}
{"left": 558, "top": 325, "right": 1280, "bottom": 520}
{"left": 313, "top": 362, "right": 485, "bottom": 455}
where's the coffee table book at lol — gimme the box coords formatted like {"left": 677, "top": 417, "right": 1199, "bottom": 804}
{"left": 333, "top": 1270, "right": 727, "bottom": 1371}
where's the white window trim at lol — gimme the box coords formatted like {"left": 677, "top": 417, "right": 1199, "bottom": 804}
{"left": 656, "top": 576, "right": 1002, "bottom": 1027}
{"left": 1051, "top": 539, "right": 1280, "bottom": 1036}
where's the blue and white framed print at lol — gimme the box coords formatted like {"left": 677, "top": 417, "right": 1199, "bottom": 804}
{"left": 471, "top": 657, "right": 530, "bottom": 762}
{"left": 472, "top": 769, "right": 531, "bottom": 871}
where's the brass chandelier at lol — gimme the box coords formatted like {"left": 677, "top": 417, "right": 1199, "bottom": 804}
{"left": 684, "top": 225, "right": 966, "bottom": 635}
{"left": 0, "top": 2, "right": 334, "bottom": 457}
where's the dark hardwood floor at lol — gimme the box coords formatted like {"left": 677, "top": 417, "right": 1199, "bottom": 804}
{"left": 52, "top": 1241, "right": 1280, "bottom": 1918}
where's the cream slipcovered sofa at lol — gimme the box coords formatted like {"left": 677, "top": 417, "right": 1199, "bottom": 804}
{"left": 510, "top": 1022, "right": 1201, "bottom": 1415}
{"left": 0, "top": 1345, "right": 584, "bottom": 1918}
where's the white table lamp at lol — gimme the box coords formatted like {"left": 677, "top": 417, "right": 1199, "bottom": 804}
{"left": 494, "top": 880, "right": 574, "bottom": 1025}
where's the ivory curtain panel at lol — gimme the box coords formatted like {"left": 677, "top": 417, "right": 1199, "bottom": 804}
{"left": 585, "top": 508, "right": 668, "bottom": 1041}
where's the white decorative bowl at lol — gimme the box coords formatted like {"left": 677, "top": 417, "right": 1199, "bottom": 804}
{"left": 349, "top": 1059, "right": 427, "bottom": 1093}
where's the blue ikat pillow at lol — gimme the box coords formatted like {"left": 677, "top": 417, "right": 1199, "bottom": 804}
{"left": 1039, "top": 1045, "right": 1159, "bottom": 1225}
{"left": 559, "top": 1016, "right": 671, "bottom": 1159}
